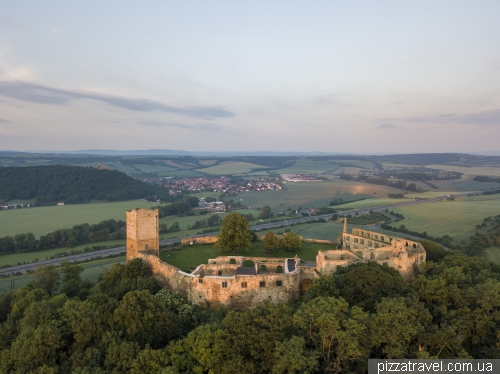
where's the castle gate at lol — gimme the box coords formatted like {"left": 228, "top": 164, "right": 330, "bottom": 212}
{"left": 301, "top": 278, "right": 313, "bottom": 292}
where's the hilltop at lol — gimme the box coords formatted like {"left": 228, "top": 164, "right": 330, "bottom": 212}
{"left": 0, "top": 165, "right": 156, "bottom": 204}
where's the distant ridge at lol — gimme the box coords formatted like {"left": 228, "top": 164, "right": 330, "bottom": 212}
{"left": 0, "top": 149, "right": 353, "bottom": 156}
{"left": 1, "top": 149, "right": 500, "bottom": 157}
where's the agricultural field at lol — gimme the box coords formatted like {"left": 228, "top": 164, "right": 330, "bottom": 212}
{"left": 196, "top": 162, "right": 267, "bottom": 175}
{"left": 0, "top": 239, "right": 126, "bottom": 267}
{"left": 159, "top": 241, "right": 334, "bottom": 273}
{"left": 430, "top": 179, "right": 499, "bottom": 192}
{"left": 390, "top": 194, "right": 500, "bottom": 243}
{"left": 236, "top": 180, "right": 404, "bottom": 211}
{"left": 273, "top": 159, "right": 338, "bottom": 175}
{"left": 0, "top": 200, "right": 163, "bottom": 237}
{"left": 426, "top": 164, "right": 500, "bottom": 178}
{"left": 0, "top": 256, "right": 126, "bottom": 294}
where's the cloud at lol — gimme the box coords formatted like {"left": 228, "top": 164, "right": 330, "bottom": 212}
{"left": 0, "top": 81, "right": 235, "bottom": 119}
{"left": 0, "top": 118, "right": 10, "bottom": 123}
{"left": 378, "top": 123, "right": 399, "bottom": 129}
{"left": 0, "top": 16, "right": 23, "bottom": 27}
{"left": 382, "top": 110, "right": 500, "bottom": 126}
{"left": 140, "top": 121, "right": 224, "bottom": 132}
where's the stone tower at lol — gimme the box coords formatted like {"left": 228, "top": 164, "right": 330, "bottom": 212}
{"left": 126, "top": 208, "right": 159, "bottom": 261}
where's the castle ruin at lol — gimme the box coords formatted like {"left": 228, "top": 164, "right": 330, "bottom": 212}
{"left": 127, "top": 210, "right": 425, "bottom": 310}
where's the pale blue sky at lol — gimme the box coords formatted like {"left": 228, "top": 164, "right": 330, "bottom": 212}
{"left": 1, "top": 1, "right": 499, "bottom": 153}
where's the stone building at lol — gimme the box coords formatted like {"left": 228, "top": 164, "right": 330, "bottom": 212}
{"left": 126, "top": 208, "right": 159, "bottom": 261}
{"left": 127, "top": 211, "right": 425, "bottom": 310}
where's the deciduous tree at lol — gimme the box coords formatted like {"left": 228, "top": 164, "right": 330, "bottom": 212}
{"left": 263, "top": 231, "right": 280, "bottom": 252}
{"left": 282, "top": 231, "right": 302, "bottom": 251}
{"left": 215, "top": 213, "right": 253, "bottom": 252}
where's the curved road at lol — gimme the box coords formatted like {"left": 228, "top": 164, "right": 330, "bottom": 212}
{"left": 0, "top": 192, "right": 476, "bottom": 276}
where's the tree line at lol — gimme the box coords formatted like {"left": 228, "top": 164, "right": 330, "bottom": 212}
{"left": 2, "top": 243, "right": 500, "bottom": 373}
{"left": 0, "top": 219, "right": 126, "bottom": 255}
{"left": 0, "top": 165, "right": 163, "bottom": 204}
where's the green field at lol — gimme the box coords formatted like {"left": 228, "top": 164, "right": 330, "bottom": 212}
{"left": 236, "top": 180, "right": 404, "bottom": 211}
{"left": 159, "top": 241, "right": 335, "bottom": 273}
{"left": 0, "top": 256, "right": 126, "bottom": 294}
{"left": 391, "top": 194, "right": 500, "bottom": 243}
{"left": 426, "top": 164, "right": 500, "bottom": 178}
{"left": 0, "top": 200, "right": 163, "bottom": 237}
{"left": 273, "top": 159, "right": 338, "bottom": 175}
{"left": 430, "top": 179, "right": 499, "bottom": 192}
{"left": 289, "top": 221, "right": 343, "bottom": 241}
{"left": 196, "top": 162, "right": 267, "bottom": 175}
{"left": 0, "top": 239, "right": 126, "bottom": 267}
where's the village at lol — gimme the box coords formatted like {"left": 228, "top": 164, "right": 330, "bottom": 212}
{"left": 140, "top": 176, "right": 283, "bottom": 196}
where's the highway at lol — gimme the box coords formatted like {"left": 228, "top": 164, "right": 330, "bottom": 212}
{"left": 0, "top": 192, "right": 476, "bottom": 277}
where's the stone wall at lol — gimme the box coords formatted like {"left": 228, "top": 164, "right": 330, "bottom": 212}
{"left": 136, "top": 252, "right": 306, "bottom": 310}
{"left": 128, "top": 211, "right": 426, "bottom": 310}
{"left": 303, "top": 238, "right": 337, "bottom": 245}
{"left": 181, "top": 236, "right": 218, "bottom": 245}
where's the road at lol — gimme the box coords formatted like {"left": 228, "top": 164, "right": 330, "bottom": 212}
{"left": 0, "top": 192, "right": 476, "bottom": 276}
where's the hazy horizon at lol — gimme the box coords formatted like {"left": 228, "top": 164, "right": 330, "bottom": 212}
{"left": 1, "top": 1, "right": 499, "bottom": 153}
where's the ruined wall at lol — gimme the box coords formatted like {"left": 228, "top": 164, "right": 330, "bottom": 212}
{"left": 126, "top": 209, "right": 159, "bottom": 261}
{"left": 303, "top": 238, "right": 337, "bottom": 245}
{"left": 341, "top": 228, "right": 426, "bottom": 280}
{"left": 181, "top": 236, "right": 218, "bottom": 245}
{"left": 315, "top": 250, "right": 362, "bottom": 274}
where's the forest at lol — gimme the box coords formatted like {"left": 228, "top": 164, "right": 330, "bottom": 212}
{"left": 0, "top": 165, "right": 160, "bottom": 204}
{"left": 1, "top": 242, "right": 500, "bottom": 373}
{"left": 0, "top": 219, "right": 126, "bottom": 255}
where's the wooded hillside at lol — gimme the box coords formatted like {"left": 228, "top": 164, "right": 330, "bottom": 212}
{"left": 0, "top": 165, "right": 156, "bottom": 204}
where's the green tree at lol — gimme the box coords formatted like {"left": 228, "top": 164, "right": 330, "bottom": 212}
{"left": 373, "top": 297, "right": 430, "bottom": 358}
{"left": 282, "top": 231, "right": 302, "bottom": 251}
{"left": 32, "top": 265, "right": 61, "bottom": 297}
{"left": 215, "top": 213, "right": 253, "bottom": 252}
{"left": 272, "top": 336, "right": 319, "bottom": 374}
{"left": 259, "top": 206, "right": 273, "bottom": 219}
{"left": 419, "top": 240, "right": 446, "bottom": 262}
{"left": 304, "top": 275, "right": 339, "bottom": 301}
{"left": 334, "top": 262, "right": 413, "bottom": 312}
{"left": 293, "top": 297, "right": 370, "bottom": 373}
{"left": 263, "top": 231, "right": 280, "bottom": 252}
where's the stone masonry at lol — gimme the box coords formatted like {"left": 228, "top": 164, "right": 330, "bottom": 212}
{"left": 127, "top": 211, "right": 425, "bottom": 310}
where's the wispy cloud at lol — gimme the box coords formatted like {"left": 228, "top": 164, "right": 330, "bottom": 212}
{"left": 140, "top": 121, "right": 224, "bottom": 132}
{"left": 381, "top": 110, "right": 500, "bottom": 126}
{"left": 0, "top": 118, "right": 10, "bottom": 123}
{"left": 378, "top": 123, "right": 399, "bottom": 129}
{"left": 0, "top": 81, "right": 235, "bottom": 119}
{"left": 0, "top": 16, "right": 23, "bottom": 27}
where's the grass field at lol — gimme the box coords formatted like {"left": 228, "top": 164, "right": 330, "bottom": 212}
{"left": 289, "top": 221, "right": 344, "bottom": 241}
{"left": 196, "top": 162, "right": 267, "bottom": 175}
{"left": 273, "top": 160, "right": 338, "bottom": 175}
{"left": 0, "top": 200, "right": 163, "bottom": 237}
{"left": 426, "top": 164, "right": 500, "bottom": 178}
{"left": 236, "top": 180, "right": 404, "bottom": 211}
{"left": 390, "top": 194, "right": 500, "bottom": 243}
{"left": 0, "top": 256, "right": 126, "bottom": 294}
{"left": 0, "top": 239, "right": 126, "bottom": 267}
{"left": 431, "top": 179, "right": 499, "bottom": 192}
{"left": 159, "top": 241, "right": 335, "bottom": 272}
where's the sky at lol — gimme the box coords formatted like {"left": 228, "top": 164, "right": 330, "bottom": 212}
{"left": 0, "top": 1, "right": 499, "bottom": 154}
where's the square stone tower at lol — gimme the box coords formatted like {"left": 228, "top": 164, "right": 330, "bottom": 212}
{"left": 126, "top": 208, "right": 159, "bottom": 261}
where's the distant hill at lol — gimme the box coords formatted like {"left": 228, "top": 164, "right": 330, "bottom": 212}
{"left": 0, "top": 165, "right": 156, "bottom": 204}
